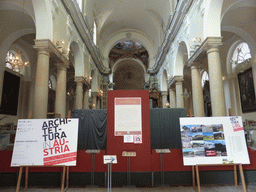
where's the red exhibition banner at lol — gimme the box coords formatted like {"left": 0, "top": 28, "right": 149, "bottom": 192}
{"left": 107, "top": 90, "right": 151, "bottom": 172}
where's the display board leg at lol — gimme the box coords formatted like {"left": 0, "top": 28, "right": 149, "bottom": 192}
{"left": 192, "top": 166, "right": 195, "bottom": 188}
{"left": 239, "top": 164, "right": 247, "bottom": 192}
{"left": 65, "top": 166, "right": 69, "bottom": 191}
{"left": 107, "top": 163, "right": 112, "bottom": 192}
{"left": 234, "top": 164, "right": 238, "bottom": 186}
{"left": 195, "top": 165, "right": 201, "bottom": 192}
{"left": 16, "top": 167, "right": 23, "bottom": 192}
{"left": 61, "top": 166, "right": 66, "bottom": 192}
{"left": 25, "top": 167, "right": 28, "bottom": 189}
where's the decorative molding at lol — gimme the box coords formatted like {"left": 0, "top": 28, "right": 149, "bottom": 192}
{"left": 197, "top": 0, "right": 205, "bottom": 17}
{"left": 187, "top": 37, "right": 223, "bottom": 67}
{"left": 51, "top": 0, "right": 59, "bottom": 19}
{"left": 168, "top": 75, "right": 184, "bottom": 87}
{"left": 34, "top": 39, "right": 69, "bottom": 67}
{"left": 74, "top": 76, "right": 90, "bottom": 88}
{"left": 66, "top": 15, "right": 73, "bottom": 38}
{"left": 62, "top": 0, "right": 105, "bottom": 74}
{"left": 152, "top": 0, "right": 193, "bottom": 74}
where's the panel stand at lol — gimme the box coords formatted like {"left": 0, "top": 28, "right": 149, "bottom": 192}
{"left": 192, "top": 164, "right": 246, "bottom": 192}
{"left": 155, "top": 149, "right": 171, "bottom": 186}
{"left": 160, "top": 153, "right": 165, "bottom": 186}
{"left": 86, "top": 150, "right": 100, "bottom": 187}
{"left": 107, "top": 163, "right": 113, "bottom": 192}
{"left": 122, "top": 151, "right": 136, "bottom": 188}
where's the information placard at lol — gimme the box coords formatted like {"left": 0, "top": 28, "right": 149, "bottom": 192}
{"left": 11, "top": 118, "right": 79, "bottom": 166}
{"left": 114, "top": 97, "right": 142, "bottom": 136}
{"left": 180, "top": 116, "right": 250, "bottom": 165}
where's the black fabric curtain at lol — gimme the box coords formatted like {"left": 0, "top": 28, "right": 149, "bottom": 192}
{"left": 150, "top": 108, "right": 187, "bottom": 149}
{"left": 72, "top": 109, "right": 107, "bottom": 150}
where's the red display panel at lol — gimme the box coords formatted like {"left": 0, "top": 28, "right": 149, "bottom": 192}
{"left": 107, "top": 90, "right": 151, "bottom": 172}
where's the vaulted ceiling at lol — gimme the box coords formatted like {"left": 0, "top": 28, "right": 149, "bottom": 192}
{"left": 85, "top": 0, "right": 174, "bottom": 57}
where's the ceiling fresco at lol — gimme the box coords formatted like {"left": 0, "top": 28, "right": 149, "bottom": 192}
{"left": 108, "top": 40, "right": 149, "bottom": 68}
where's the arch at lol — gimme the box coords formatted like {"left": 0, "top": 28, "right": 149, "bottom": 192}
{"left": 226, "top": 40, "right": 246, "bottom": 75}
{"left": 173, "top": 41, "right": 189, "bottom": 76}
{"left": 70, "top": 40, "right": 84, "bottom": 77}
{"left": 112, "top": 58, "right": 147, "bottom": 75}
{"left": 113, "top": 60, "right": 145, "bottom": 90}
{"left": 161, "top": 69, "right": 168, "bottom": 92}
{"left": 32, "top": 0, "right": 53, "bottom": 40}
{"left": 101, "top": 30, "right": 156, "bottom": 68}
{"left": 221, "top": 0, "right": 256, "bottom": 22}
{"left": 49, "top": 75, "right": 57, "bottom": 90}
{"left": 204, "top": 0, "right": 223, "bottom": 38}
{"left": 90, "top": 69, "right": 98, "bottom": 92}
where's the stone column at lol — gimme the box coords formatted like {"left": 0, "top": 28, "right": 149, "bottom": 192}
{"left": 227, "top": 75, "right": 239, "bottom": 116}
{"left": 55, "top": 64, "right": 67, "bottom": 118}
{"left": 207, "top": 47, "right": 226, "bottom": 116}
{"left": 91, "top": 92, "right": 98, "bottom": 109}
{"left": 75, "top": 77, "right": 83, "bottom": 109}
{"left": 33, "top": 48, "right": 50, "bottom": 119}
{"left": 83, "top": 88, "right": 90, "bottom": 109}
{"left": 191, "top": 64, "right": 204, "bottom": 117}
{"left": 169, "top": 88, "right": 176, "bottom": 108}
{"left": 175, "top": 77, "right": 184, "bottom": 108}
{"left": 161, "top": 91, "right": 168, "bottom": 108}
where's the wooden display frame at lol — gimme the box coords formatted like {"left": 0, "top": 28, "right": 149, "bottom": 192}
{"left": 16, "top": 165, "right": 68, "bottom": 192}
{"left": 192, "top": 164, "right": 246, "bottom": 192}
{"left": 15, "top": 111, "right": 72, "bottom": 192}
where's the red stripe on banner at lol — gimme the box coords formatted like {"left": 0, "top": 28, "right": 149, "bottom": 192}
{"left": 115, "top": 97, "right": 141, "bottom": 105}
{"left": 43, "top": 152, "right": 77, "bottom": 162}
{"left": 115, "top": 131, "right": 141, "bottom": 136}
{"left": 233, "top": 127, "right": 244, "bottom": 132}
{"left": 44, "top": 156, "right": 76, "bottom": 165}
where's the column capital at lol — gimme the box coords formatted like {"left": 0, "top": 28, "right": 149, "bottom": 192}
{"left": 34, "top": 39, "right": 69, "bottom": 67}
{"left": 169, "top": 75, "right": 184, "bottom": 87}
{"left": 74, "top": 76, "right": 84, "bottom": 83}
{"left": 74, "top": 76, "right": 91, "bottom": 88}
{"left": 187, "top": 37, "right": 223, "bottom": 66}
{"left": 56, "top": 63, "right": 68, "bottom": 71}
{"left": 161, "top": 91, "right": 168, "bottom": 96}
{"left": 91, "top": 91, "right": 101, "bottom": 99}
{"left": 190, "top": 62, "right": 201, "bottom": 70}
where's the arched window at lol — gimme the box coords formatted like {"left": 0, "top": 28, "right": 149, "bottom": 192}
{"left": 93, "top": 21, "right": 97, "bottom": 45}
{"left": 49, "top": 75, "right": 57, "bottom": 90}
{"left": 5, "top": 50, "right": 29, "bottom": 73}
{"left": 231, "top": 42, "right": 251, "bottom": 65}
{"left": 76, "top": 0, "right": 83, "bottom": 12}
{"left": 201, "top": 71, "right": 209, "bottom": 87}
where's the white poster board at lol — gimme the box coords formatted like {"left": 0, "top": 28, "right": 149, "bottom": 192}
{"left": 11, "top": 118, "right": 79, "bottom": 166}
{"left": 180, "top": 116, "right": 250, "bottom": 166}
{"left": 114, "top": 97, "right": 142, "bottom": 136}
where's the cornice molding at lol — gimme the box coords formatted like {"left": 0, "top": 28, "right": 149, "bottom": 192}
{"left": 187, "top": 37, "right": 223, "bottom": 66}
{"left": 61, "top": 0, "right": 106, "bottom": 74}
{"left": 74, "top": 76, "right": 90, "bottom": 88}
{"left": 151, "top": 0, "right": 193, "bottom": 74}
{"left": 34, "top": 39, "right": 69, "bottom": 68}
{"left": 168, "top": 75, "right": 184, "bottom": 87}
